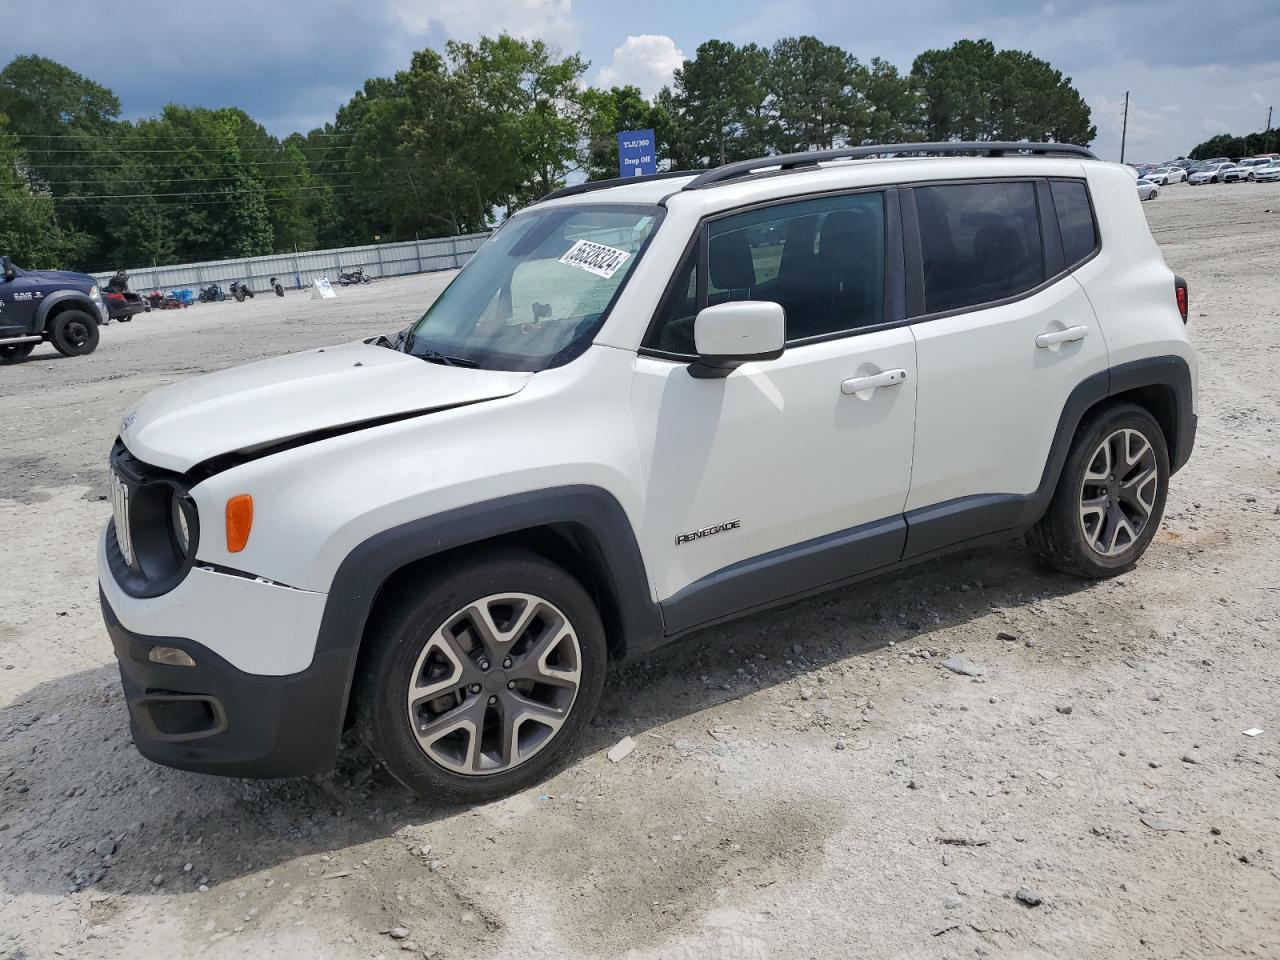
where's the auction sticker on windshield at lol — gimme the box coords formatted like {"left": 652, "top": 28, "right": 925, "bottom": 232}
{"left": 559, "top": 239, "right": 630, "bottom": 279}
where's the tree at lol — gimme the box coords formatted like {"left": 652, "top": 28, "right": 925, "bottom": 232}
{"left": 448, "top": 35, "right": 589, "bottom": 209}
{"left": 769, "top": 36, "right": 857, "bottom": 153}
{"left": 580, "top": 85, "right": 666, "bottom": 180}
{"left": 856, "top": 58, "right": 921, "bottom": 144}
{"left": 670, "top": 40, "right": 770, "bottom": 166}
{"left": 0, "top": 55, "right": 119, "bottom": 137}
{"left": 1189, "top": 131, "right": 1274, "bottom": 159}
{"left": 0, "top": 119, "right": 84, "bottom": 267}
{"left": 911, "top": 40, "right": 1095, "bottom": 145}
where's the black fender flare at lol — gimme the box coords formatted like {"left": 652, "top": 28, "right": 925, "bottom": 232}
{"left": 903, "top": 355, "right": 1196, "bottom": 558}
{"left": 314, "top": 485, "right": 662, "bottom": 733}
{"left": 35, "top": 290, "right": 99, "bottom": 334}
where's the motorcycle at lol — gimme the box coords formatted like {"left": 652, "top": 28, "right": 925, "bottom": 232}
{"left": 338, "top": 266, "right": 371, "bottom": 286}
{"left": 102, "top": 269, "right": 149, "bottom": 322}
{"left": 269, "top": 276, "right": 285, "bottom": 297}
{"left": 229, "top": 281, "right": 255, "bottom": 303}
{"left": 198, "top": 282, "right": 226, "bottom": 303}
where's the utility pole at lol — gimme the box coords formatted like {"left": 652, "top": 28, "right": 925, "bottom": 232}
{"left": 1120, "top": 91, "right": 1130, "bottom": 164}
{"left": 1266, "top": 106, "right": 1274, "bottom": 154}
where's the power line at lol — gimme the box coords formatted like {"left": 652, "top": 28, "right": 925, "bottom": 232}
{"left": 19, "top": 144, "right": 359, "bottom": 155}
{"left": 0, "top": 184, "right": 410, "bottom": 207}
{"left": 6, "top": 131, "right": 354, "bottom": 140}
{"left": 31, "top": 172, "right": 364, "bottom": 186}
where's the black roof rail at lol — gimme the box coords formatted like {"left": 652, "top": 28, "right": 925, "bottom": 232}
{"left": 536, "top": 141, "right": 1096, "bottom": 204}
{"left": 539, "top": 168, "right": 696, "bottom": 203}
{"left": 682, "top": 141, "right": 1098, "bottom": 190}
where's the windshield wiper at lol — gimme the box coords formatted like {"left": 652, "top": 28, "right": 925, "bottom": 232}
{"left": 416, "top": 347, "right": 457, "bottom": 367}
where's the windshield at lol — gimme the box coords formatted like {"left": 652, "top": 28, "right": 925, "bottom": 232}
{"left": 405, "top": 203, "right": 662, "bottom": 371}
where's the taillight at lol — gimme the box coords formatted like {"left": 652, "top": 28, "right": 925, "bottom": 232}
{"left": 1174, "top": 276, "right": 1189, "bottom": 324}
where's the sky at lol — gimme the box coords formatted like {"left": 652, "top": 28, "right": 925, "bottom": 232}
{"left": 5, "top": 0, "right": 1278, "bottom": 163}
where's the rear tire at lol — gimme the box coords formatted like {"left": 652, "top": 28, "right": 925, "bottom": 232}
{"left": 355, "top": 549, "right": 608, "bottom": 803}
{"left": 1028, "top": 403, "right": 1169, "bottom": 579}
{"left": 49, "top": 310, "right": 99, "bottom": 357}
{"left": 0, "top": 342, "right": 36, "bottom": 364}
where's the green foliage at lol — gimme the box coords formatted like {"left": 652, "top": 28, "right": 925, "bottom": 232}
{"left": 769, "top": 36, "right": 859, "bottom": 153}
{"left": 0, "top": 55, "right": 119, "bottom": 136}
{"left": 911, "top": 39, "right": 1096, "bottom": 145}
{"left": 0, "top": 119, "right": 86, "bottom": 267}
{"left": 0, "top": 35, "right": 1096, "bottom": 271}
{"left": 1189, "top": 131, "right": 1276, "bottom": 159}
{"left": 581, "top": 85, "right": 664, "bottom": 181}
{"left": 667, "top": 40, "right": 771, "bottom": 166}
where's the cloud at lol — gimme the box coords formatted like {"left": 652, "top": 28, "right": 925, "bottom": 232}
{"left": 595, "top": 34, "right": 685, "bottom": 98}
{"left": 388, "top": 0, "right": 578, "bottom": 49}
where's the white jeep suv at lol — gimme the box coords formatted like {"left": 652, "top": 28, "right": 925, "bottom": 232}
{"left": 99, "top": 142, "right": 1197, "bottom": 801}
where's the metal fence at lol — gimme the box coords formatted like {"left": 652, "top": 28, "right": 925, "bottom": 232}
{"left": 93, "top": 232, "right": 491, "bottom": 293}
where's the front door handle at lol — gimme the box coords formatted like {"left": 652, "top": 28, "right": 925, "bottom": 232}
{"left": 841, "top": 368, "right": 908, "bottom": 395}
{"left": 1035, "top": 325, "right": 1088, "bottom": 348}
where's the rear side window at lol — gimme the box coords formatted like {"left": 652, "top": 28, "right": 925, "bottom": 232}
{"left": 913, "top": 181, "right": 1044, "bottom": 315}
{"left": 1050, "top": 180, "right": 1099, "bottom": 268}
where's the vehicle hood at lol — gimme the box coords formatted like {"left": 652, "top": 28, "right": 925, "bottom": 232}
{"left": 119, "top": 340, "right": 533, "bottom": 473}
{"left": 27, "top": 269, "right": 96, "bottom": 289}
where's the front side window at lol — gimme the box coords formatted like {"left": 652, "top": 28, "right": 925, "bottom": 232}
{"left": 407, "top": 204, "right": 660, "bottom": 371}
{"left": 914, "top": 181, "right": 1045, "bottom": 315}
{"left": 645, "top": 191, "right": 886, "bottom": 354}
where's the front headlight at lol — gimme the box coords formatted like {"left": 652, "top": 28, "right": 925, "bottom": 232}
{"left": 89, "top": 286, "right": 101, "bottom": 300}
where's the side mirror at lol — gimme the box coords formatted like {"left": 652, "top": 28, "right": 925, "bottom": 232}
{"left": 1, "top": 258, "right": 13, "bottom": 282}
{"left": 688, "top": 301, "right": 786, "bottom": 379}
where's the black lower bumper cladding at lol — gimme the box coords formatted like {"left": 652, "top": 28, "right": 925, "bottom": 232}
{"left": 101, "top": 590, "right": 351, "bottom": 778}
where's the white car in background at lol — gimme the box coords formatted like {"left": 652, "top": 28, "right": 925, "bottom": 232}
{"left": 1148, "top": 166, "right": 1187, "bottom": 185}
{"left": 1254, "top": 159, "right": 1280, "bottom": 182}
{"left": 1188, "top": 162, "right": 1233, "bottom": 185}
{"left": 1136, "top": 178, "right": 1160, "bottom": 200}
{"left": 1223, "top": 158, "right": 1272, "bottom": 182}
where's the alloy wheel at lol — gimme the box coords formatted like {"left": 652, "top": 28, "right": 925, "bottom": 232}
{"left": 1078, "top": 428, "right": 1159, "bottom": 557}
{"left": 405, "top": 592, "right": 582, "bottom": 775}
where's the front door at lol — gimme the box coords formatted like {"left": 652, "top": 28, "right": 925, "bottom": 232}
{"left": 630, "top": 189, "right": 917, "bottom": 632}
{"left": 0, "top": 261, "right": 39, "bottom": 338}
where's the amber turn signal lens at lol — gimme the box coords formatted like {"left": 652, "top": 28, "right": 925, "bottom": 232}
{"left": 225, "top": 495, "right": 253, "bottom": 552}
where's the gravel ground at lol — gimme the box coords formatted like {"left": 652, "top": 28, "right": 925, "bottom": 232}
{"left": 1, "top": 181, "right": 1278, "bottom": 960}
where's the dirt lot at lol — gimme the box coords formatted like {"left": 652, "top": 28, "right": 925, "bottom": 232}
{"left": 1, "top": 182, "right": 1278, "bottom": 960}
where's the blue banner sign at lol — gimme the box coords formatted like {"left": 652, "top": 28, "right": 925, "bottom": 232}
{"left": 617, "top": 129, "right": 658, "bottom": 178}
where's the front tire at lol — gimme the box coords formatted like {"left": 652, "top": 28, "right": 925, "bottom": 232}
{"left": 50, "top": 310, "right": 99, "bottom": 357}
{"left": 1028, "top": 403, "right": 1169, "bottom": 579}
{"left": 355, "top": 549, "right": 608, "bottom": 803}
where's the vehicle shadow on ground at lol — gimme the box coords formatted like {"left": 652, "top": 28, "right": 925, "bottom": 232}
{"left": 0, "top": 539, "right": 1096, "bottom": 898}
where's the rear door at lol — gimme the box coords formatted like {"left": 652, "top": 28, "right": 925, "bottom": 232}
{"left": 901, "top": 177, "right": 1108, "bottom": 555}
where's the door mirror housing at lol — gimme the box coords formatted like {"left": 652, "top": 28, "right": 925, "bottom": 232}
{"left": 689, "top": 300, "right": 786, "bottom": 379}
{"left": 1, "top": 257, "right": 13, "bottom": 282}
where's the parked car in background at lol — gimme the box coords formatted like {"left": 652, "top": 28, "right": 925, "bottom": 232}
{"left": 1254, "top": 159, "right": 1280, "bottom": 182}
{"left": 1189, "top": 163, "right": 1233, "bottom": 185}
{"left": 1148, "top": 165, "right": 1187, "bottom": 185}
{"left": 1136, "top": 178, "right": 1160, "bottom": 200}
{"left": 1223, "top": 158, "right": 1272, "bottom": 182}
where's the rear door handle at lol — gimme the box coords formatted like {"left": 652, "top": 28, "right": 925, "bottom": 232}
{"left": 841, "top": 368, "right": 908, "bottom": 395}
{"left": 1035, "top": 325, "right": 1088, "bottom": 348}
